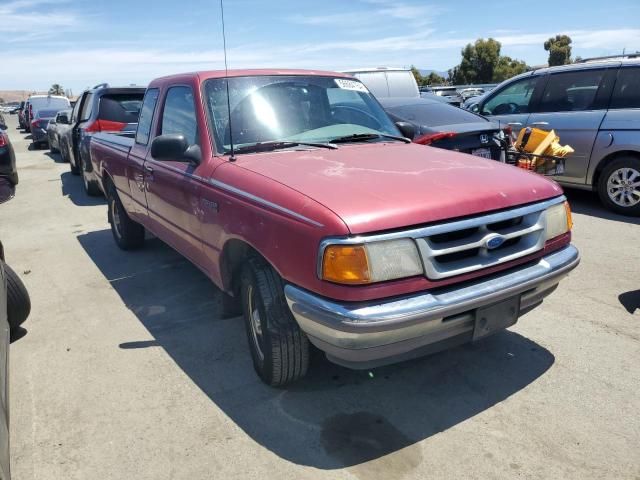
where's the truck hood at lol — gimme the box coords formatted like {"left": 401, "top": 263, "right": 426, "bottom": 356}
{"left": 233, "top": 142, "right": 563, "bottom": 234}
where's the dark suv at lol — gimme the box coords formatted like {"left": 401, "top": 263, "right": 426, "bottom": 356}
{"left": 58, "top": 83, "right": 145, "bottom": 195}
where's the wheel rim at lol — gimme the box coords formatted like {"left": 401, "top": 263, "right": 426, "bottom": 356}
{"left": 246, "top": 285, "right": 264, "bottom": 361}
{"left": 111, "top": 198, "right": 122, "bottom": 239}
{"left": 607, "top": 167, "right": 640, "bottom": 207}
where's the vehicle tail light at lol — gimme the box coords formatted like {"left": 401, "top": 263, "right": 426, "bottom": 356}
{"left": 31, "top": 120, "right": 42, "bottom": 129}
{"left": 28, "top": 104, "right": 33, "bottom": 121}
{"left": 413, "top": 132, "right": 457, "bottom": 145}
{"left": 0, "top": 133, "right": 7, "bottom": 147}
{"left": 85, "top": 120, "right": 127, "bottom": 133}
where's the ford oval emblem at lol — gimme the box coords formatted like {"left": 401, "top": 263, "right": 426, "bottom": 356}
{"left": 486, "top": 235, "right": 506, "bottom": 250}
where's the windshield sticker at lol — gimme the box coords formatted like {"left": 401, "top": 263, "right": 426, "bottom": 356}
{"left": 335, "top": 79, "right": 369, "bottom": 92}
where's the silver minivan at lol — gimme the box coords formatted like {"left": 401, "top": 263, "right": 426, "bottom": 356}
{"left": 471, "top": 56, "right": 640, "bottom": 216}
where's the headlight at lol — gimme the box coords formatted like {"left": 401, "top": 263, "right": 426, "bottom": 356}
{"left": 545, "top": 201, "right": 573, "bottom": 241}
{"left": 321, "top": 238, "right": 423, "bottom": 285}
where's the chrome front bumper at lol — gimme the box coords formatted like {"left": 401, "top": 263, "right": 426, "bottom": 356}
{"left": 285, "top": 245, "right": 580, "bottom": 369}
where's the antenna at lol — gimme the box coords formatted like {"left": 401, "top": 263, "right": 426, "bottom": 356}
{"left": 220, "top": 0, "right": 236, "bottom": 161}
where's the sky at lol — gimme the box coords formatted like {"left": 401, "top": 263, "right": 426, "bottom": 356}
{"left": 2, "top": 0, "right": 640, "bottom": 93}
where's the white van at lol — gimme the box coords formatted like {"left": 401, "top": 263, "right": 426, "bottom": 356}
{"left": 342, "top": 67, "right": 420, "bottom": 98}
{"left": 24, "top": 95, "right": 70, "bottom": 132}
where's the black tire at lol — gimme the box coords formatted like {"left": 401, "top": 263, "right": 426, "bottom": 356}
{"left": 51, "top": 144, "right": 59, "bottom": 154}
{"left": 107, "top": 183, "right": 145, "bottom": 250}
{"left": 81, "top": 157, "right": 102, "bottom": 197}
{"left": 597, "top": 156, "right": 640, "bottom": 216}
{"left": 4, "top": 262, "right": 31, "bottom": 330}
{"left": 60, "top": 142, "right": 70, "bottom": 163}
{"left": 240, "top": 256, "right": 309, "bottom": 386}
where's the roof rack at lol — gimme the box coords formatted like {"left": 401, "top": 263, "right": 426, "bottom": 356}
{"left": 575, "top": 53, "right": 640, "bottom": 63}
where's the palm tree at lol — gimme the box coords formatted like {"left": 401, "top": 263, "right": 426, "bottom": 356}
{"left": 48, "top": 84, "right": 65, "bottom": 96}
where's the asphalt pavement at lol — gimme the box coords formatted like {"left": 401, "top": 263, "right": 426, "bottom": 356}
{"left": 1, "top": 114, "right": 639, "bottom": 479}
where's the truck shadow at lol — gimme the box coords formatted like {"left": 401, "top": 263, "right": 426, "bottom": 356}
{"left": 565, "top": 189, "right": 640, "bottom": 225}
{"left": 77, "top": 229, "right": 555, "bottom": 471}
{"left": 60, "top": 171, "right": 106, "bottom": 207}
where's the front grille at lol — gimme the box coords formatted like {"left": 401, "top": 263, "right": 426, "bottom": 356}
{"left": 416, "top": 208, "right": 547, "bottom": 280}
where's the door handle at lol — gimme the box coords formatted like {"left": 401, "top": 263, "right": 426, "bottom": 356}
{"left": 144, "top": 165, "right": 154, "bottom": 174}
{"left": 531, "top": 122, "right": 549, "bottom": 126}
{"left": 507, "top": 122, "right": 523, "bottom": 127}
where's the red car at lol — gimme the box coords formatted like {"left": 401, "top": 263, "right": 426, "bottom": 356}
{"left": 89, "top": 70, "right": 579, "bottom": 386}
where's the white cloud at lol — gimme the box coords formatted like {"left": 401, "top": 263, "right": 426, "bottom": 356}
{"left": 0, "top": 0, "right": 80, "bottom": 37}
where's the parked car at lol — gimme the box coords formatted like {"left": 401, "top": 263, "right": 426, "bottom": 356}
{"left": 380, "top": 97, "right": 508, "bottom": 161}
{"left": 429, "top": 86, "right": 463, "bottom": 107}
{"left": 58, "top": 84, "right": 145, "bottom": 195}
{"left": 46, "top": 109, "right": 71, "bottom": 153}
{"left": 472, "top": 56, "right": 640, "bottom": 215}
{"left": 9, "top": 103, "right": 23, "bottom": 115}
{"left": 23, "top": 95, "right": 70, "bottom": 134}
{"left": 460, "top": 87, "right": 485, "bottom": 101}
{"left": 29, "top": 108, "right": 60, "bottom": 149}
{"left": 88, "top": 69, "right": 579, "bottom": 386}
{"left": 0, "top": 126, "right": 32, "bottom": 480}
{"left": 0, "top": 114, "right": 6, "bottom": 131}
{"left": 343, "top": 67, "right": 420, "bottom": 98}
{"left": 17, "top": 104, "right": 27, "bottom": 130}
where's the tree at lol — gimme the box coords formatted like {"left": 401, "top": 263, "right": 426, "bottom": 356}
{"left": 494, "top": 56, "right": 529, "bottom": 82}
{"left": 411, "top": 66, "right": 448, "bottom": 87}
{"left": 449, "top": 38, "right": 529, "bottom": 84}
{"left": 544, "top": 35, "right": 572, "bottom": 66}
{"left": 49, "top": 84, "right": 65, "bottom": 96}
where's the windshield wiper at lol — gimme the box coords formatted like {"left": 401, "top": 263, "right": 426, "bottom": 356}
{"left": 230, "top": 140, "right": 337, "bottom": 155}
{"left": 328, "top": 133, "right": 411, "bottom": 144}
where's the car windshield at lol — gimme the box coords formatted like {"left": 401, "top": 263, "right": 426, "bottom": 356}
{"left": 203, "top": 75, "right": 400, "bottom": 154}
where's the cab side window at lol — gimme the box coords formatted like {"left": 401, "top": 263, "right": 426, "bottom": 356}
{"left": 135, "top": 89, "right": 159, "bottom": 145}
{"left": 482, "top": 77, "right": 539, "bottom": 115}
{"left": 538, "top": 70, "right": 605, "bottom": 112}
{"left": 610, "top": 68, "right": 640, "bottom": 109}
{"left": 161, "top": 86, "right": 198, "bottom": 146}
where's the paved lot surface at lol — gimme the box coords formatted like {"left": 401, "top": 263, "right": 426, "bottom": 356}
{"left": 1, "top": 114, "right": 639, "bottom": 479}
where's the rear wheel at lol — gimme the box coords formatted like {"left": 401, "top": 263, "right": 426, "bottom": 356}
{"left": 597, "top": 156, "right": 640, "bottom": 216}
{"left": 4, "top": 262, "right": 31, "bottom": 331}
{"left": 107, "top": 183, "right": 145, "bottom": 250}
{"left": 69, "top": 152, "right": 80, "bottom": 175}
{"left": 240, "top": 256, "right": 309, "bottom": 386}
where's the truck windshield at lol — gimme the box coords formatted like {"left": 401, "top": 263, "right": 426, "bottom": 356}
{"left": 203, "top": 75, "right": 401, "bottom": 154}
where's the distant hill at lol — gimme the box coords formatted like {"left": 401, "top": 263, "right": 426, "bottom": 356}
{"left": 418, "top": 69, "right": 450, "bottom": 79}
{"left": 0, "top": 90, "right": 47, "bottom": 103}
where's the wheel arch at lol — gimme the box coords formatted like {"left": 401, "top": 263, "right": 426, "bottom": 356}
{"left": 219, "top": 238, "right": 271, "bottom": 296}
{"left": 592, "top": 150, "right": 640, "bottom": 188}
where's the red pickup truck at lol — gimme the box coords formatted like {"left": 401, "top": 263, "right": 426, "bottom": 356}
{"left": 89, "top": 69, "right": 579, "bottom": 386}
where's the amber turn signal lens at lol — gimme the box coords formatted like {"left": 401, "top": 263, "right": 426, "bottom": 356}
{"left": 322, "top": 245, "right": 370, "bottom": 284}
{"left": 564, "top": 201, "right": 573, "bottom": 231}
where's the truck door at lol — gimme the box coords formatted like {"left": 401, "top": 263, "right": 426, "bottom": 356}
{"left": 525, "top": 67, "right": 616, "bottom": 185}
{"left": 480, "top": 74, "right": 543, "bottom": 135}
{"left": 143, "top": 85, "right": 208, "bottom": 265}
{"left": 127, "top": 88, "right": 159, "bottom": 219}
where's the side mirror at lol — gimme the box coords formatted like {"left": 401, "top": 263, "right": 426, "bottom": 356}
{"left": 59, "top": 115, "right": 69, "bottom": 124}
{"left": 395, "top": 121, "right": 416, "bottom": 140}
{"left": 151, "top": 134, "right": 201, "bottom": 164}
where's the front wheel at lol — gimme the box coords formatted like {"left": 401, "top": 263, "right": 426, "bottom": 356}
{"left": 240, "top": 257, "right": 309, "bottom": 386}
{"left": 597, "top": 156, "right": 640, "bottom": 216}
{"left": 107, "top": 183, "right": 145, "bottom": 250}
{"left": 4, "top": 262, "right": 31, "bottom": 331}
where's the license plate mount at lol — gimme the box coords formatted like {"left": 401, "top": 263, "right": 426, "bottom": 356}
{"left": 473, "top": 297, "right": 520, "bottom": 341}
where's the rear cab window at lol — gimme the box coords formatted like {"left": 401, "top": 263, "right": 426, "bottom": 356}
{"left": 135, "top": 89, "right": 159, "bottom": 145}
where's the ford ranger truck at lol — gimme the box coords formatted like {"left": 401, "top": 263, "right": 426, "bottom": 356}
{"left": 89, "top": 70, "right": 580, "bottom": 386}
